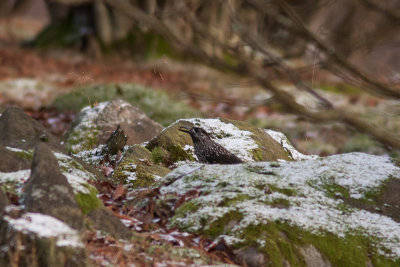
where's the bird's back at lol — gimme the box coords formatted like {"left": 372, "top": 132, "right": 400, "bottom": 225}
{"left": 194, "top": 138, "right": 243, "bottom": 164}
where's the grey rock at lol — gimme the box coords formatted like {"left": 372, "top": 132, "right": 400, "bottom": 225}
{"left": 300, "top": 245, "right": 331, "bottom": 267}
{"left": 0, "top": 213, "right": 87, "bottom": 266}
{"left": 0, "top": 145, "right": 31, "bottom": 172}
{"left": 136, "top": 153, "right": 400, "bottom": 266}
{"left": 234, "top": 246, "right": 266, "bottom": 267}
{"left": 0, "top": 107, "right": 63, "bottom": 151}
{"left": 64, "top": 99, "right": 163, "bottom": 153}
{"left": 24, "top": 143, "right": 83, "bottom": 230}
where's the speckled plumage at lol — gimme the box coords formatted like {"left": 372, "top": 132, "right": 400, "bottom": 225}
{"left": 179, "top": 126, "right": 243, "bottom": 164}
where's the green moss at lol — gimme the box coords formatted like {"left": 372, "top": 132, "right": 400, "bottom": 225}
{"left": 203, "top": 210, "right": 243, "bottom": 238}
{"left": 389, "top": 151, "right": 400, "bottom": 167}
{"left": 169, "top": 145, "right": 193, "bottom": 162}
{"left": 175, "top": 201, "right": 200, "bottom": 215}
{"left": 11, "top": 149, "right": 33, "bottom": 161}
{"left": 1, "top": 183, "right": 18, "bottom": 195}
{"left": 320, "top": 182, "right": 350, "bottom": 199}
{"left": 219, "top": 194, "right": 252, "bottom": 207}
{"left": 151, "top": 147, "right": 167, "bottom": 164}
{"left": 75, "top": 185, "right": 102, "bottom": 214}
{"left": 270, "top": 198, "right": 290, "bottom": 208}
{"left": 269, "top": 184, "right": 297, "bottom": 197}
{"left": 372, "top": 254, "right": 400, "bottom": 267}
{"left": 51, "top": 83, "right": 200, "bottom": 126}
{"left": 150, "top": 145, "right": 193, "bottom": 166}
{"left": 277, "top": 222, "right": 399, "bottom": 267}
{"left": 245, "top": 165, "right": 276, "bottom": 175}
{"left": 351, "top": 177, "right": 390, "bottom": 206}
{"left": 239, "top": 223, "right": 303, "bottom": 266}
{"left": 64, "top": 125, "right": 99, "bottom": 153}
{"left": 270, "top": 162, "right": 281, "bottom": 168}
{"left": 237, "top": 220, "right": 400, "bottom": 267}
{"left": 132, "top": 170, "right": 155, "bottom": 188}
{"left": 252, "top": 148, "right": 263, "bottom": 161}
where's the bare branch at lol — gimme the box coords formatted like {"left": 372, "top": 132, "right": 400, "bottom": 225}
{"left": 248, "top": 0, "right": 400, "bottom": 99}
{"left": 102, "top": 0, "right": 400, "bottom": 150}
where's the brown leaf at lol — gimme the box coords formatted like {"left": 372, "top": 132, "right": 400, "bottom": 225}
{"left": 112, "top": 185, "right": 126, "bottom": 200}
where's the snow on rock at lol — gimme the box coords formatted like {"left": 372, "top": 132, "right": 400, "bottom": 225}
{"left": 0, "top": 170, "right": 31, "bottom": 185}
{"left": 1, "top": 147, "right": 97, "bottom": 196}
{"left": 160, "top": 153, "right": 400, "bottom": 259}
{"left": 65, "top": 102, "right": 108, "bottom": 153}
{"left": 54, "top": 151, "right": 97, "bottom": 194}
{"left": 265, "top": 129, "right": 318, "bottom": 160}
{"left": 5, "top": 213, "right": 84, "bottom": 248}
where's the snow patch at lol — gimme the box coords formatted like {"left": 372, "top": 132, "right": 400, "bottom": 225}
{"left": 5, "top": 213, "right": 84, "bottom": 248}
{"left": 0, "top": 170, "right": 31, "bottom": 184}
{"left": 54, "top": 152, "right": 97, "bottom": 194}
{"left": 162, "top": 153, "right": 400, "bottom": 258}
{"left": 67, "top": 102, "right": 108, "bottom": 152}
{"left": 265, "top": 129, "right": 318, "bottom": 160}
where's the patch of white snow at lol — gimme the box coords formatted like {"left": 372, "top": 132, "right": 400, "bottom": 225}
{"left": 5, "top": 213, "right": 84, "bottom": 248}
{"left": 265, "top": 129, "right": 318, "bottom": 160}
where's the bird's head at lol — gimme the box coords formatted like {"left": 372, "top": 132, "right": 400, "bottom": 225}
{"left": 179, "top": 126, "right": 210, "bottom": 142}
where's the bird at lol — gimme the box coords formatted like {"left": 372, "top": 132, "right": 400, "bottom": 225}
{"left": 179, "top": 126, "right": 243, "bottom": 164}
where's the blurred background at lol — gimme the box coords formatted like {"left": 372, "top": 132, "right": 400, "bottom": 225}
{"left": 0, "top": 0, "right": 399, "bottom": 156}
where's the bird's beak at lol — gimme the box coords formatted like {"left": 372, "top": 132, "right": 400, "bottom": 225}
{"left": 178, "top": 126, "right": 191, "bottom": 133}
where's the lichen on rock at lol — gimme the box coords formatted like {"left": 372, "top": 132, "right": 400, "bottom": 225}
{"left": 63, "top": 99, "right": 164, "bottom": 154}
{"left": 149, "top": 153, "right": 400, "bottom": 266}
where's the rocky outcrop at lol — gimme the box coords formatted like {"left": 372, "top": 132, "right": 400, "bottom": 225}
{"left": 24, "top": 143, "right": 84, "bottom": 230}
{"left": 0, "top": 109, "right": 134, "bottom": 266}
{"left": 63, "top": 99, "right": 163, "bottom": 153}
{"left": 0, "top": 212, "right": 87, "bottom": 267}
{"left": 133, "top": 153, "right": 400, "bottom": 266}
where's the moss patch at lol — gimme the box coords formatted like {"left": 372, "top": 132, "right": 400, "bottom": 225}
{"left": 203, "top": 210, "right": 243, "bottom": 239}
{"left": 10, "top": 149, "right": 33, "bottom": 161}
{"left": 75, "top": 185, "right": 102, "bottom": 214}
{"left": 52, "top": 83, "right": 200, "bottom": 126}
{"left": 237, "top": 221, "right": 400, "bottom": 267}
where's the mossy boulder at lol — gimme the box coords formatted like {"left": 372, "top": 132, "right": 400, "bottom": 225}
{"left": 51, "top": 83, "right": 200, "bottom": 126}
{"left": 63, "top": 99, "right": 163, "bottom": 154}
{"left": 0, "top": 213, "right": 87, "bottom": 266}
{"left": 146, "top": 118, "right": 307, "bottom": 165}
{"left": 145, "top": 153, "right": 400, "bottom": 266}
{"left": 112, "top": 145, "right": 170, "bottom": 189}
{"left": 0, "top": 145, "right": 102, "bottom": 216}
